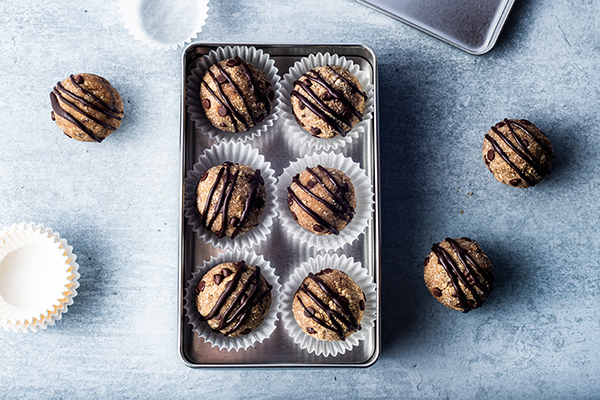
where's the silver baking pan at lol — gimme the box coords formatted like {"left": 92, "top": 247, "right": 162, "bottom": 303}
{"left": 178, "top": 43, "right": 380, "bottom": 367}
{"left": 356, "top": 0, "right": 516, "bottom": 55}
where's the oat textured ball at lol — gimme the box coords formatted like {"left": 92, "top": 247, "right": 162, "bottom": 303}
{"left": 287, "top": 165, "right": 356, "bottom": 235}
{"left": 196, "top": 162, "right": 266, "bottom": 239}
{"left": 195, "top": 261, "right": 272, "bottom": 337}
{"left": 292, "top": 268, "right": 365, "bottom": 341}
{"left": 50, "top": 73, "right": 124, "bottom": 142}
{"left": 199, "top": 57, "right": 274, "bottom": 133}
{"left": 291, "top": 65, "right": 367, "bottom": 139}
{"left": 482, "top": 119, "right": 553, "bottom": 188}
{"left": 423, "top": 237, "right": 494, "bottom": 313}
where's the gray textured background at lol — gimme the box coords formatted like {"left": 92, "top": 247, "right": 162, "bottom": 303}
{"left": 1, "top": 0, "right": 599, "bottom": 398}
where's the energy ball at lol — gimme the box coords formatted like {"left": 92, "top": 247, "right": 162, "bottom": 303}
{"left": 195, "top": 261, "right": 272, "bottom": 337}
{"left": 482, "top": 119, "right": 553, "bottom": 188}
{"left": 199, "top": 57, "right": 274, "bottom": 133}
{"left": 50, "top": 73, "right": 124, "bottom": 142}
{"left": 287, "top": 165, "right": 356, "bottom": 235}
{"left": 423, "top": 237, "right": 494, "bottom": 313}
{"left": 291, "top": 65, "right": 367, "bottom": 139}
{"left": 196, "top": 162, "right": 266, "bottom": 239}
{"left": 292, "top": 268, "right": 365, "bottom": 341}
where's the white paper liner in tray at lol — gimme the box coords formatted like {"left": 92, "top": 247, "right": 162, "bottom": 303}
{"left": 0, "top": 223, "right": 80, "bottom": 332}
{"left": 118, "top": 0, "right": 209, "bottom": 50}
{"left": 183, "top": 248, "right": 281, "bottom": 351}
{"left": 280, "top": 52, "right": 374, "bottom": 152}
{"left": 281, "top": 253, "right": 377, "bottom": 357}
{"left": 184, "top": 141, "right": 278, "bottom": 250}
{"left": 186, "top": 46, "right": 282, "bottom": 143}
{"left": 275, "top": 152, "right": 374, "bottom": 251}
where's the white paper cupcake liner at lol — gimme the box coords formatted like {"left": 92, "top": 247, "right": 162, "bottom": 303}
{"left": 184, "top": 141, "right": 278, "bottom": 250}
{"left": 281, "top": 253, "right": 377, "bottom": 357}
{"left": 118, "top": 0, "right": 209, "bottom": 50}
{"left": 0, "top": 223, "right": 79, "bottom": 333}
{"left": 186, "top": 46, "right": 282, "bottom": 143}
{"left": 280, "top": 52, "right": 374, "bottom": 152}
{"left": 183, "top": 248, "right": 281, "bottom": 351}
{"left": 275, "top": 152, "right": 374, "bottom": 251}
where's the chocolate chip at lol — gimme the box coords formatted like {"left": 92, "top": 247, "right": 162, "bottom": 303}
{"left": 322, "top": 268, "right": 333, "bottom": 274}
{"left": 520, "top": 119, "right": 531, "bottom": 125}
{"left": 214, "top": 274, "right": 223, "bottom": 285}
{"left": 218, "top": 107, "right": 228, "bottom": 117}
{"left": 358, "top": 324, "right": 362, "bottom": 331}
{"left": 223, "top": 161, "right": 232, "bottom": 167}
{"left": 495, "top": 121, "right": 505, "bottom": 128}
{"left": 432, "top": 287, "right": 442, "bottom": 297}
{"left": 234, "top": 261, "right": 244, "bottom": 267}
{"left": 219, "top": 122, "right": 227, "bottom": 127}
{"left": 343, "top": 110, "right": 353, "bottom": 121}
{"left": 487, "top": 149, "right": 495, "bottom": 161}
{"left": 359, "top": 300, "right": 365, "bottom": 311}
{"left": 313, "top": 224, "right": 324, "bottom": 232}
{"left": 310, "top": 127, "right": 321, "bottom": 136}
{"left": 195, "top": 280, "right": 205, "bottom": 293}
{"left": 230, "top": 217, "right": 240, "bottom": 227}
{"left": 509, "top": 178, "right": 521, "bottom": 186}
{"left": 268, "top": 91, "right": 274, "bottom": 101}
{"left": 287, "top": 196, "right": 294, "bottom": 207}
{"left": 461, "top": 237, "right": 472, "bottom": 242}
{"left": 221, "top": 268, "right": 231, "bottom": 277}
{"left": 74, "top": 75, "right": 84, "bottom": 84}
{"left": 248, "top": 174, "right": 255, "bottom": 183}
{"left": 226, "top": 58, "right": 239, "bottom": 67}
{"left": 304, "top": 307, "right": 315, "bottom": 317}
{"left": 423, "top": 255, "right": 430, "bottom": 267}
{"left": 253, "top": 197, "right": 264, "bottom": 209}
{"left": 242, "top": 328, "right": 252, "bottom": 335}
{"left": 304, "top": 79, "right": 312, "bottom": 87}
{"left": 299, "top": 103, "right": 305, "bottom": 110}
{"left": 342, "top": 182, "right": 350, "bottom": 192}
{"left": 323, "top": 92, "right": 332, "bottom": 101}
{"left": 291, "top": 211, "right": 298, "bottom": 221}
{"left": 51, "top": 111, "right": 55, "bottom": 121}
{"left": 307, "top": 327, "right": 316, "bottom": 334}
{"left": 307, "top": 179, "right": 317, "bottom": 189}
{"left": 523, "top": 139, "right": 529, "bottom": 147}
{"left": 199, "top": 171, "right": 208, "bottom": 181}
{"left": 202, "top": 99, "right": 211, "bottom": 109}
{"left": 217, "top": 74, "right": 227, "bottom": 84}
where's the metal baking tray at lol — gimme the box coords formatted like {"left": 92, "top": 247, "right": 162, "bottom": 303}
{"left": 178, "top": 43, "right": 380, "bottom": 367}
{"left": 356, "top": 0, "right": 516, "bottom": 55}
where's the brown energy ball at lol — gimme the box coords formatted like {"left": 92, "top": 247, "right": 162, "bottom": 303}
{"left": 291, "top": 65, "right": 367, "bottom": 139}
{"left": 199, "top": 57, "right": 274, "bottom": 133}
{"left": 196, "top": 162, "right": 266, "bottom": 239}
{"left": 292, "top": 268, "right": 365, "bottom": 341}
{"left": 482, "top": 119, "right": 553, "bottom": 188}
{"left": 195, "top": 261, "right": 272, "bottom": 337}
{"left": 423, "top": 237, "right": 494, "bottom": 313}
{"left": 50, "top": 73, "right": 124, "bottom": 142}
{"left": 287, "top": 165, "right": 356, "bottom": 235}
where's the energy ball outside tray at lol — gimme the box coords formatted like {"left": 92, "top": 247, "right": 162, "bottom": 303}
{"left": 292, "top": 268, "right": 365, "bottom": 341}
{"left": 482, "top": 119, "right": 553, "bottom": 188}
{"left": 199, "top": 57, "right": 274, "bottom": 133}
{"left": 291, "top": 65, "right": 367, "bottom": 139}
{"left": 196, "top": 162, "right": 266, "bottom": 239}
{"left": 423, "top": 238, "right": 494, "bottom": 313}
{"left": 50, "top": 73, "right": 124, "bottom": 142}
{"left": 287, "top": 165, "right": 356, "bottom": 235}
{"left": 195, "top": 261, "right": 272, "bottom": 337}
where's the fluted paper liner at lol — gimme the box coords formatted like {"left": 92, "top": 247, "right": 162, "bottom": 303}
{"left": 280, "top": 52, "right": 374, "bottom": 152}
{"left": 118, "top": 0, "right": 209, "bottom": 50}
{"left": 184, "top": 141, "right": 278, "bottom": 250}
{"left": 186, "top": 46, "right": 282, "bottom": 143}
{"left": 275, "top": 152, "right": 374, "bottom": 251}
{"left": 184, "top": 248, "right": 281, "bottom": 351}
{"left": 281, "top": 254, "right": 377, "bottom": 357}
{"left": 0, "top": 223, "right": 79, "bottom": 332}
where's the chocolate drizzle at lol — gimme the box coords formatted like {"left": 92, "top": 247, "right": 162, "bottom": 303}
{"left": 199, "top": 261, "right": 272, "bottom": 336}
{"left": 287, "top": 165, "right": 355, "bottom": 235}
{"left": 485, "top": 119, "right": 551, "bottom": 186}
{"left": 49, "top": 74, "right": 122, "bottom": 142}
{"left": 296, "top": 272, "right": 360, "bottom": 340}
{"left": 291, "top": 66, "right": 366, "bottom": 137}
{"left": 431, "top": 238, "right": 493, "bottom": 313}
{"left": 199, "top": 162, "right": 263, "bottom": 238}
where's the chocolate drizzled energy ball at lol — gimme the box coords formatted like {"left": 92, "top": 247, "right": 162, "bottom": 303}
{"left": 196, "top": 162, "right": 266, "bottom": 239}
{"left": 195, "top": 261, "right": 273, "bottom": 337}
{"left": 291, "top": 65, "right": 367, "bottom": 139}
{"left": 200, "top": 57, "right": 274, "bottom": 133}
{"left": 293, "top": 268, "right": 365, "bottom": 341}
{"left": 50, "top": 73, "right": 124, "bottom": 142}
{"left": 287, "top": 165, "right": 356, "bottom": 235}
{"left": 483, "top": 119, "right": 553, "bottom": 188}
{"left": 423, "top": 238, "right": 494, "bottom": 313}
